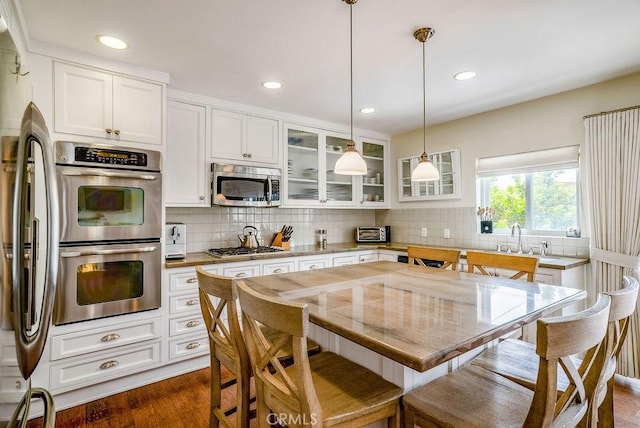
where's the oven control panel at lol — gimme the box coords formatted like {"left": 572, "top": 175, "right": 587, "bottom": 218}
{"left": 75, "top": 147, "right": 148, "bottom": 167}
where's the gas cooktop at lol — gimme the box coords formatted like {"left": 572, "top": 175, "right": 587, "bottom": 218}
{"left": 207, "top": 246, "right": 285, "bottom": 258}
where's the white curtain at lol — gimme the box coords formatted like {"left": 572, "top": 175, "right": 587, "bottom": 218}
{"left": 584, "top": 106, "right": 640, "bottom": 378}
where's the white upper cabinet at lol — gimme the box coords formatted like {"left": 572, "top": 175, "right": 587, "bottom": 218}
{"left": 53, "top": 62, "right": 163, "bottom": 146}
{"left": 398, "top": 148, "right": 461, "bottom": 201}
{"left": 165, "top": 99, "right": 208, "bottom": 206}
{"left": 359, "top": 137, "right": 388, "bottom": 207}
{"left": 210, "top": 109, "right": 279, "bottom": 166}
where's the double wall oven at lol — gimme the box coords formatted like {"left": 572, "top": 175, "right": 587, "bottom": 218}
{"left": 53, "top": 141, "right": 162, "bottom": 325}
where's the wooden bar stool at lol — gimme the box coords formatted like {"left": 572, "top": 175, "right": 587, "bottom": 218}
{"left": 466, "top": 250, "right": 539, "bottom": 282}
{"left": 471, "top": 275, "right": 639, "bottom": 426}
{"left": 235, "top": 279, "right": 403, "bottom": 428}
{"left": 402, "top": 295, "right": 611, "bottom": 427}
{"left": 407, "top": 246, "right": 461, "bottom": 271}
{"left": 196, "top": 266, "right": 320, "bottom": 428}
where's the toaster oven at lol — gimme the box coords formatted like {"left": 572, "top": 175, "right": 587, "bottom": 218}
{"left": 355, "top": 226, "right": 390, "bottom": 243}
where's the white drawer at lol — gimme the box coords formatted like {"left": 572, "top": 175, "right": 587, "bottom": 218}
{"left": 262, "top": 260, "right": 296, "bottom": 275}
{"left": 169, "top": 293, "right": 203, "bottom": 316}
{"left": 0, "top": 366, "right": 27, "bottom": 403}
{"left": 358, "top": 252, "right": 379, "bottom": 263}
{"left": 298, "top": 257, "right": 329, "bottom": 271}
{"left": 222, "top": 263, "right": 260, "bottom": 279}
{"left": 168, "top": 266, "right": 219, "bottom": 293}
{"left": 0, "top": 341, "right": 17, "bottom": 366}
{"left": 50, "top": 316, "right": 162, "bottom": 361}
{"left": 333, "top": 254, "right": 358, "bottom": 266}
{"left": 50, "top": 341, "right": 162, "bottom": 393}
{"left": 169, "top": 314, "right": 206, "bottom": 337}
{"left": 169, "top": 334, "right": 210, "bottom": 361}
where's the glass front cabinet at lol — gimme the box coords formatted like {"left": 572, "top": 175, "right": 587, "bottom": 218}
{"left": 398, "top": 148, "right": 461, "bottom": 201}
{"left": 284, "top": 123, "right": 389, "bottom": 208}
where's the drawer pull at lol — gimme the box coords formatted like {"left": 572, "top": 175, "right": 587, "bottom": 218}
{"left": 309, "top": 264, "right": 318, "bottom": 270}
{"left": 273, "top": 268, "right": 283, "bottom": 273}
{"left": 99, "top": 360, "right": 119, "bottom": 370}
{"left": 186, "top": 320, "right": 201, "bottom": 328}
{"left": 101, "top": 333, "right": 120, "bottom": 342}
{"left": 186, "top": 277, "right": 198, "bottom": 284}
{"left": 235, "top": 272, "right": 247, "bottom": 278}
{"left": 186, "top": 299, "right": 199, "bottom": 306}
{"left": 186, "top": 342, "right": 200, "bottom": 350}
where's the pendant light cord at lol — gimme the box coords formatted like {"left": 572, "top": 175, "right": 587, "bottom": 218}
{"left": 422, "top": 35, "right": 426, "bottom": 154}
{"left": 349, "top": 2, "right": 354, "bottom": 144}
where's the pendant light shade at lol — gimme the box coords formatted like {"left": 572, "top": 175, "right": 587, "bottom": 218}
{"left": 411, "top": 27, "right": 440, "bottom": 182}
{"left": 335, "top": 0, "right": 367, "bottom": 176}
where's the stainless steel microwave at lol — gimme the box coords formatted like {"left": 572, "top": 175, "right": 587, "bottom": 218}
{"left": 356, "top": 226, "right": 391, "bottom": 243}
{"left": 211, "top": 163, "right": 281, "bottom": 207}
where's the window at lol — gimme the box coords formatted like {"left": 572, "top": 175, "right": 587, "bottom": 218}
{"left": 477, "top": 146, "right": 580, "bottom": 236}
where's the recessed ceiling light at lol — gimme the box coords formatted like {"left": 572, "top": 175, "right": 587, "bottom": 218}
{"left": 262, "top": 81, "right": 282, "bottom": 89}
{"left": 453, "top": 71, "right": 476, "bottom": 81}
{"left": 360, "top": 107, "right": 376, "bottom": 114}
{"left": 97, "top": 35, "right": 128, "bottom": 50}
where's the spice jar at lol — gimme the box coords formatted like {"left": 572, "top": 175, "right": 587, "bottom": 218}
{"left": 317, "top": 229, "right": 327, "bottom": 249}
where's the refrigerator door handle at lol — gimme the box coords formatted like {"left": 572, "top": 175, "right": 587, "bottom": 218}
{"left": 12, "top": 102, "right": 59, "bottom": 380}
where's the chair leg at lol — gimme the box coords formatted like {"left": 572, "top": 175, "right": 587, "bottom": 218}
{"left": 236, "top": 366, "right": 251, "bottom": 428}
{"left": 597, "top": 377, "right": 615, "bottom": 427}
{"left": 255, "top": 382, "right": 271, "bottom": 428}
{"left": 388, "top": 402, "right": 401, "bottom": 428}
{"left": 210, "top": 359, "right": 222, "bottom": 428}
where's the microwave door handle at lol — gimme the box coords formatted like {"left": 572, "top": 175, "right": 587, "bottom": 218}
{"left": 12, "top": 106, "right": 60, "bottom": 380}
{"left": 266, "top": 177, "right": 272, "bottom": 203}
{"left": 60, "top": 170, "right": 159, "bottom": 180}
{"left": 60, "top": 246, "right": 157, "bottom": 257}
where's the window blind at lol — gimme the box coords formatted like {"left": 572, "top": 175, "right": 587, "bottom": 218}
{"left": 476, "top": 145, "right": 579, "bottom": 177}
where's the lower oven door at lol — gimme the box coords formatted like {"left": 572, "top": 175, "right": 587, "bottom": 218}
{"left": 54, "top": 240, "right": 161, "bottom": 325}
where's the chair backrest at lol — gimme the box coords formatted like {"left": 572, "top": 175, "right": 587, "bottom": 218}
{"left": 466, "top": 251, "right": 539, "bottom": 282}
{"left": 196, "top": 266, "right": 248, "bottom": 369}
{"left": 235, "top": 279, "right": 322, "bottom": 425}
{"left": 525, "top": 295, "right": 611, "bottom": 427}
{"left": 606, "top": 276, "right": 639, "bottom": 361}
{"left": 407, "top": 246, "right": 461, "bottom": 271}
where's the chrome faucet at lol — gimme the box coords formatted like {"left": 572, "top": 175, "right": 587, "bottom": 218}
{"left": 511, "top": 222, "right": 522, "bottom": 254}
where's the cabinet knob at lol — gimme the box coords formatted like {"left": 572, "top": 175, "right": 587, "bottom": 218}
{"left": 114, "top": 129, "right": 120, "bottom": 136}
{"left": 105, "top": 128, "right": 112, "bottom": 134}
{"left": 199, "top": 196, "right": 205, "bottom": 200}
{"left": 243, "top": 153, "right": 248, "bottom": 157}
{"left": 186, "top": 342, "right": 201, "bottom": 350}
{"left": 247, "top": 153, "right": 252, "bottom": 158}
{"left": 15, "top": 380, "right": 22, "bottom": 390}
{"left": 99, "top": 360, "right": 119, "bottom": 370}
{"left": 101, "top": 333, "right": 120, "bottom": 342}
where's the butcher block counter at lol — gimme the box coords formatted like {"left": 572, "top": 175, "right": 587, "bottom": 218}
{"left": 235, "top": 261, "right": 585, "bottom": 383}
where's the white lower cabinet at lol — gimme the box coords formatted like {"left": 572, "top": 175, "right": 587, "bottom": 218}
{"left": 333, "top": 254, "right": 359, "bottom": 266}
{"left": 49, "top": 341, "right": 162, "bottom": 393}
{"left": 0, "top": 340, "right": 25, "bottom": 403}
{"left": 298, "top": 256, "right": 331, "bottom": 271}
{"left": 262, "top": 259, "right": 296, "bottom": 275}
{"left": 357, "top": 251, "right": 378, "bottom": 263}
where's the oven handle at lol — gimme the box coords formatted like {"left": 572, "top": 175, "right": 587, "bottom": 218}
{"left": 60, "top": 169, "right": 159, "bottom": 180}
{"left": 60, "top": 246, "right": 157, "bottom": 257}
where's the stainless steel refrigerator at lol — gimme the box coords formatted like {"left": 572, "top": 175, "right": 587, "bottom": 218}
{"left": 1, "top": 18, "right": 58, "bottom": 428}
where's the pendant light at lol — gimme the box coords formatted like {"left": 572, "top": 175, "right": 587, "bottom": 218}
{"left": 411, "top": 27, "right": 440, "bottom": 182}
{"left": 334, "top": 0, "right": 367, "bottom": 176}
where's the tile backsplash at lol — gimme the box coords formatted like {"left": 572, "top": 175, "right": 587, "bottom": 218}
{"left": 167, "top": 206, "right": 589, "bottom": 257}
{"left": 166, "top": 207, "right": 375, "bottom": 252}
{"left": 375, "top": 207, "right": 590, "bottom": 257}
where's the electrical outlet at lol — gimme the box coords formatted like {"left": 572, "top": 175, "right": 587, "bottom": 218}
{"left": 421, "top": 227, "right": 427, "bottom": 237}
{"left": 443, "top": 228, "right": 450, "bottom": 239}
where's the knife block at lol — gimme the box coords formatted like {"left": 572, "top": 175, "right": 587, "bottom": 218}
{"left": 271, "top": 232, "right": 284, "bottom": 247}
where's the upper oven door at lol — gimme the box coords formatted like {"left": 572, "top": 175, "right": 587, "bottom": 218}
{"left": 56, "top": 166, "right": 162, "bottom": 243}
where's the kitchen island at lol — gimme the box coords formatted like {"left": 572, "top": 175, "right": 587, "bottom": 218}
{"left": 236, "top": 261, "right": 585, "bottom": 390}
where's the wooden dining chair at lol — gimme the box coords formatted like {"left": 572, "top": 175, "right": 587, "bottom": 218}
{"left": 234, "top": 279, "right": 403, "bottom": 428}
{"left": 471, "top": 275, "right": 639, "bottom": 426}
{"left": 466, "top": 250, "right": 539, "bottom": 281}
{"left": 402, "top": 295, "right": 611, "bottom": 427}
{"left": 407, "top": 246, "right": 461, "bottom": 271}
{"left": 196, "top": 266, "right": 320, "bottom": 428}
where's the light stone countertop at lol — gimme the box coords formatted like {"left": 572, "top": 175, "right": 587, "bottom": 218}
{"left": 165, "top": 242, "right": 589, "bottom": 270}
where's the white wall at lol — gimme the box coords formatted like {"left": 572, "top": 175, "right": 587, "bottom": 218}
{"left": 389, "top": 71, "right": 640, "bottom": 209}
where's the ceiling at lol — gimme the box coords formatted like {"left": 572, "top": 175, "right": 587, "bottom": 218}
{"left": 18, "top": 0, "right": 640, "bottom": 136}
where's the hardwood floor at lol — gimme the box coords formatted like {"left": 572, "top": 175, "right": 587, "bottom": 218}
{"left": 25, "top": 369, "right": 640, "bottom": 427}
